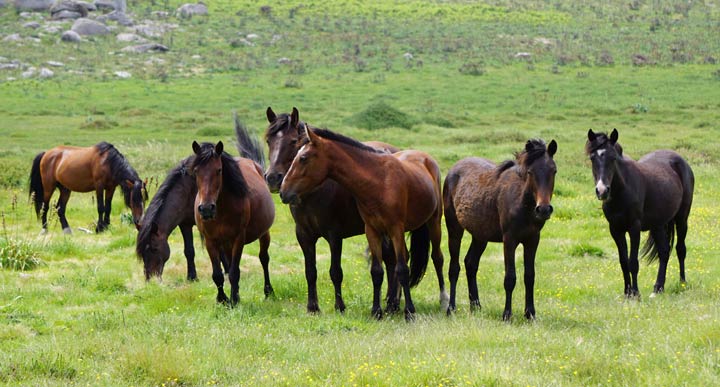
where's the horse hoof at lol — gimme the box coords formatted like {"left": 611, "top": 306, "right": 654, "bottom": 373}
{"left": 335, "top": 302, "right": 346, "bottom": 314}
{"left": 405, "top": 310, "right": 416, "bottom": 322}
{"left": 439, "top": 291, "right": 450, "bottom": 311}
{"left": 446, "top": 306, "right": 455, "bottom": 317}
{"left": 264, "top": 286, "right": 274, "bottom": 298}
{"left": 62, "top": 227, "right": 72, "bottom": 235}
{"left": 39, "top": 229, "right": 48, "bottom": 235}
{"left": 502, "top": 311, "right": 512, "bottom": 322}
{"left": 307, "top": 304, "right": 320, "bottom": 314}
{"left": 371, "top": 308, "right": 383, "bottom": 320}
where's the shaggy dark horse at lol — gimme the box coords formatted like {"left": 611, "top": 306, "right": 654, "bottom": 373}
{"left": 444, "top": 139, "right": 557, "bottom": 320}
{"left": 280, "top": 125, "right": 445, "bottom": 320}
{"left": 265, "top": 107, "right": 447, "bottom": 314}
{"left": 29, "top": 142, "right": 147, "bottom": 233}
{"left": 586, "top": 129, "right": 694, "bottom": 297}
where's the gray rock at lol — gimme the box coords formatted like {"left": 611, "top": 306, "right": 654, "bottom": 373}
{"left": 51, "top": 0, "right": 89, "bottom": 18}
{"left": 0, "top": 63, "right": 20, "bottom": 70}
{"left": 46, "top": 60, "right": 64, "bottom": 67}
{"left": 3, "top": 34, "right": 22, "bottom": 42}
{"left": 177, "top": 3, "right": 207, "bottom": 18}
{"left": 0, "top": 0, "right": 7, "bottom": 8}
{"left": 39, "top": 67, "right": 54, "bottom": 78}
{"left": 114, "top": 71, "right": 131, "bottom": 78}
{"left": 76, "top": 0, "right": 94, "bottom": 11}
{"left": 151, "top": 11, "right": 168, "bottom": 19}
{"left": 13, "top": 0, "right": 53, "bottom": 11}
{"left": 22, "top": 67, "right": 36, "bottom": 78}
{"left": 23, "top": 21, "right": 41, "bottom": 28}
{"left": 52, "top": 10, "right": 83, "bottom": 19}
{"left": 42, "top": 24, "right": 63, "bottom": 34}
{"left": 514, "top": 52, "right": 532, "bottom": 59}
{"left": 60, "top": 30, "right": 81, "bottom": 42}
{"left": 93, "top": 0, "right": 113, "bottom": 11}
{"left": 121, "top": 42, "right": 169, "bottom": 54}
{"left": 106, "top": 10, "right": 133, "bottom": 26}
{"left": 116, "top": 32, "right": 145, "bottom": 43}
{"left": 71, "top": 18, "right": 109, "bottom": 35}
{"left": 133, "top": 22, "right": 176, "bottom": 38}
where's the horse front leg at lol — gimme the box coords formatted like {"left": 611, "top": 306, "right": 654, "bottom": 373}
{"left": 258, "top": 232, "right": 274, "bottom": 298}
{"left": 502, "top": 236, "right": 519, "bottom": 321}
{"left": 365, "top": 226, "right": 385, "bottom": 320}
{"left": 327, "top": 235, "right": 346, "bottom": 313}
{"left": 95, "top": 187, "right": 106, "bottom": 232}
{"left": 56, "top": 186, "right": 72, "bottom": 234}
{"left": 206, "top": 241, "right": 228, "bottom": 304}
{"left": 522, "top": 236, "right": 540, "bottom": 320}
{"left": 297, "top": 230, "right": 320, "bottom": 313}
{"left": 179, "top": 224, "right": 197, "bottom": 281}
{"left": 610, "top": 226, "right": 631, "bottom": 297}
{"left": 103, "top": 187, "right": 115, "bottom": 227}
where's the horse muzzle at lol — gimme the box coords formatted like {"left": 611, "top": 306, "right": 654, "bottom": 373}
{"left": 595, "top": 181, "right": 611, "bottom": 201}
{"left": 534, "top": 204, "right": 553, "bottom": 220}
{"left": 279, "top": 190, "right": 298, "bottom": 205}
{"left": 264, "top": 172, "right": 283, "bottom": 193}
{"left": 197, "top": 203, "right": 217, "bottom": 220}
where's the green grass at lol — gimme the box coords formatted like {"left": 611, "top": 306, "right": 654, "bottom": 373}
{"left": 1, "top": 1, "right": 719, "bottom": 386}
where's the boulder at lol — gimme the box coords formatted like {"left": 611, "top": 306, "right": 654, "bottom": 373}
{"left": 114, "top": 71, "right": 131, "bottom": 78}
{"left": 52, "top": 10, "right": 83, "bottom": 19}
{"left": 121, "top": 42, "right": 168, "bottom": 54}
{"left": 50, "top": 0, "right": 89, "bottom": 19}
{"left": 116, "top": 32, "right": 146, "bottom": 43}
{"left": 60, "top": 30, "right": 81, "bottom": 42}
{"left": 71, "top": 18, "right": 109, "bottom": 35}
{"left": 0, "top": 0, "right": 7, "bottom": 7}
{"left": 177, "top": 3, "right": 207, "bottom": 18}
{"left": 39, "top": 67, "right": 54, "bottom": 78}
{"left": 2, "top": 34, "right": 22, "bottom": 42}
{"left": 23, "top": 21, "right": 41, "bottom": 28}
{"left": 93, "top": 0, "right": 113, "bottom": 11}
{"left": 13, "top": 0, "right": 53, "bottom": 11}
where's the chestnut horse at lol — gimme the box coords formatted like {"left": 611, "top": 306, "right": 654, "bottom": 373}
{"left": 266, "top": 108, "right": 449, "bottom": 314}
{"left": 586, "top": 129, "right": 694, "bottom": 297}
{"left": 444, "top": 139, "right": 557, "bottom": 320}
{"left": 191, "top": 139, "right": 275, "bottom": 305}
{"left": 280, "top": 125, "right": 445, "bottom": 320}
{"left": 29, "top": 142, "right": 147, "bottom": 233}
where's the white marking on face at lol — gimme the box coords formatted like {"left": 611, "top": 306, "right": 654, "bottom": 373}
{"left": 269, "top": 145, "right": 280, "bottom": 166}
{"left": 275, "top": 131, "right": 284, "bottom": 138}
{"left": 595, "top": 149, "right": 605, "bottom": 157}
{"left": 596, "top": 179, "right": 608, "bottom": 195}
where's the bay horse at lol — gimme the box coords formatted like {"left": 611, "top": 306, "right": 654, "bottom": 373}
{"left": 191, "top": 137, "right": 275, "bottom": 305}
{"left": 29, "top": 142, "right": 147, "bottom": 233}
{"left": 279, "top": 124, "right": 445, "bottom": 320}
{"left": 136, "top": 114, "right": 255, "bottom": 281}
{"left": 266, "top": 107, "right": 449, "bottom": 314}
{"left": 586, "top": 129, "right": 694, "bottom": 297}
{"left": 444, "top": 139, "right": 557, "bottom": 321}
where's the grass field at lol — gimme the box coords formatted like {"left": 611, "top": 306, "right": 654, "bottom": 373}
{"left": 1, "top": 1, "right": 719, "bottom": 386}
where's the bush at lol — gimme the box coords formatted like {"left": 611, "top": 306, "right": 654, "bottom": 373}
{"left": 347, "top": 102, "right": 414, "bottom": 130}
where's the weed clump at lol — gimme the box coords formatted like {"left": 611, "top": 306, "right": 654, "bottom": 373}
{"left": 347, "top": 102, "right": 414, "bottom": 130}
{"left": 0, "top": 238, "right": 43, "bottom": 271}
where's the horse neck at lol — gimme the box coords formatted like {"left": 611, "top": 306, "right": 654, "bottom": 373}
{"left": 323, "top": 141, "right": 387, "bottom": 202}
{"left": 154, "top": 177, "right": 196, "bottom": 231}
{"left": 610, "top": 156, "right": 636, "bottom": 196}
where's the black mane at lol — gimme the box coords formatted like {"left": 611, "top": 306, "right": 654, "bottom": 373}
{"left": 266, "top": 113, "right": 298, "bottom": 138}
{"left": 312, "top": 128, "right": 383, "bottom": 153}
{"left": 495, "top": 139, "right": 548, "bottom": 177}
{"left": 96, "top": 142, "right": 141, "bottom": 208}
{"left": 191, "top": 142, "right": 248, "bottom": 197}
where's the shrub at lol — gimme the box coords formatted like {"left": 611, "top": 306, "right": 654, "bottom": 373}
{"left": 0, "top": 238, "right": 44, "bottom": 271}
{"left": 458, "top": 62, "right": 486, "bottom": 76}
{"left": 347, "top": 101, "right": 414, "bottom": 130}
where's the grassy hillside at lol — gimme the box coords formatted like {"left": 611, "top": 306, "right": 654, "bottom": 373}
{"left": 1, "top": 1, "right": 719, "bottom": 386}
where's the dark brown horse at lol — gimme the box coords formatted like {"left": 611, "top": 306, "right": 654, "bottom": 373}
{"left": 444, "top": 139, "right": 557, "bottom": 320}
{"left": 29, "top": 142, "right": 147, "bottom": 233}
{"left": 265, "top": 107, "right": 448, "bottom": 314}
{"left": 280, "top": 125, "right": 445, "bottom": 320}
{"left": 191, "top": 139, "right": 275, "bottom": 305}
{"left": 586, "top": 129, "right": 694, "bottom": 297}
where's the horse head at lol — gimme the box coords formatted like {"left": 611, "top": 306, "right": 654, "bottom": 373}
{"left": 264, "top": 106, "right": 301, "bottom": 192}
{"left": 586, "top": 128, "right": 621, "bottom": 201}
{"left": 522, "top": 139, "right": 558, "bottom": 220}
{"left": 279, "top": 124, "right": 330, "bottom": 205}
{"left": 191, "top": 141, "right": 224, "bottom": 220}
{"left": 137, "top": 221, "right": 170, "bottom": 280}
{"left": 125, "top": 178, "right": 147, "bottom": 229}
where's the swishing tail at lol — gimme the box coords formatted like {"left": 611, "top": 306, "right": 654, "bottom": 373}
{"left": 29, "top": 152, "right": 45, "bottom": 217}
{"left": 408, "top": 224, "right": 430, "bottom": 287}
{"left": 233, "top": 112, "right": 265, "bottom": 170}
{"left": 641, "top": 221, "right": 676, "bottom": 264}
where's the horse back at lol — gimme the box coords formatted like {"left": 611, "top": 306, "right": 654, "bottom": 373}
{"left": 41, "top": 145, "right": 100, "bottom": 192}
{"left": 364, "top": 141, "right": 399, "bottom": 154}
{"left": 636, "top": 150, "right": 693, "bottom": 226}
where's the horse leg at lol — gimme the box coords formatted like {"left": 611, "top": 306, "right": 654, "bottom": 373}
{"left": 258, "top": 232, "right": 273, "bottom": 298}
{"left": 501, "top": 236, "right": 519, "bottom": 321}
{"left": 207, "top": 242, "right": 228, "bottom": 304}
{"left": 675, "top": 216, "right": 689, "bottom": 284}
{"left": 179, "top": 224, "right": 197, "bottom": 281}
{"left": 40, "top": 172, "right": 56, "bottom": 233}
{"left": 628, "top": 223, "right": 642, "bottom": 298}
{"left": 383, "top": 238, "right": 400, "bottom": 314}
{"left": 445, "top": 208, "right": 463, "bottom": 314}
{"left": 523, "top": 236, "right": 540, "bottom": 320}
{"left": 95, "top": 187, "right": 106, "bottom": 232}
{"left": 610, "top": 226, "right": 631, "bottom": 297}
{"left": 651, "top": 226, "right": 671, "bottom": 295}
{"left": 365, "top": 226, "right": 385, "bottom": 320}
{"left": 55, "top": 186, "right": 72, "bottom": 234}
{"left": 298, "top": 231, "right": 320, "bottom": 313}
{"left": 428, "top": 212, "right": 449, "bottom": 312}
{"left": 327, "top": 236, "right": 346, "bottom": 313}
{"left": 465, "top": 237, "right": 488, "bottom": 312}
{"left": 390, "top": 229, "right": 415, "bottom": 321}
{"left": 228, "top": 238, "right": 246, "bottom": 307}
{"left": 103, "top": 187, "right": 115, "bottom": 227}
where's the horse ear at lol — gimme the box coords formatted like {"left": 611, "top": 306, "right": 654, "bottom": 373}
{"left": 304, "top": 123, "right": 318, "bottom": 144}
{"left": 610, "top": 128, "right": 619, "bottom": 144}
{"left": 192, "top": 141, "right": 201, "bottom": 155}
{"left": 587, "top": 129, "right": 596, "bottom": 142}
{"left": 547, "top": 140, "right": 557, "bottom": 158}
{"left": 215, "top": 141, "right": 224, "bottom": 155}
{"left": 266, "top": 107, "right": 277, "bottom": 123}
{"left": 290, "top": 107, "right": 299, "bottom": 128}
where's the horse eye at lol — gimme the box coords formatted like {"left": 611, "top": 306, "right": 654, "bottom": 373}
{"left": 290, "top": 139, "right": 298, "bottom": 145}
{"left": 299, "top": 155, "right": 307, "bottom": 163}
{"left": 216, "top": 168, "right": 222, "bottom": 175}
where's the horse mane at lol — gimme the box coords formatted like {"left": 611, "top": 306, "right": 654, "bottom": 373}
{"left": 135, "top": 157, "right": 193, "bottom": 260}
{"left": 585, "top": 132, "right": 623, "bottom": 156}
{"left": 265, "top": 113, "right": 297, "bottom": 138}
{"left": 191, "top": 142, "right": 248, "bottom": 197}
{"left": 96, "top": 142, "right": 141, "bottom": 208}
{"left": 311, "top": 128, "right": 383, "bottom": 153}
{"left": 495, "top": 139, "right": 549, "bottom": 177}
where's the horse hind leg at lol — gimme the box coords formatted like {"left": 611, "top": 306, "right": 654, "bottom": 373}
{"left": 55, "top": 186, "right": 72, "bottom": 234}
{"left": 258, "top": 232, "right": 274, "bottom": 298}
{"left": 298, "top": 231, "right": 320, "bottom": 313}
{"left": 428, "top": 212, "right": 449, "bottom": 312}
{"left": 327, "top": 236, "right": 346, "bottom": 313}
{"left": 445, "top": 201, "right": 463, "bottom": 314}
{"left": 650, "top": 226, "right": 671, "bottom": 296}
{"left": 465, "top": 237, "right": 487, "bottom": 312}
{"left": 675, "top": 212, "right": 690, "bottom": 284}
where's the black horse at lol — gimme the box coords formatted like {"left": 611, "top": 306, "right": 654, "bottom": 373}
{"left": 586, "top": 129, "right": 694, "bottom": 297}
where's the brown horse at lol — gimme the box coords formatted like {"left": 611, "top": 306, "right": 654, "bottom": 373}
{"left": 280, "top": 125, "right": 445, "bottom": 320}
{"left": 266, "top": 108, "right": 448, "bottom": 314}
{"left": 29, "top": 142, "right": 147, "bottom": 233}
{"left": 444, "top": 139, "right": 557, "bottom": 321}
{"left": 586, "top": 129, "right": 694, "bottom": 297}
{"left": 191, "top": 140, "right": 275, "bottom": 305}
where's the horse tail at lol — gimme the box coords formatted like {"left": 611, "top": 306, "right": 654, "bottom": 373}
{"left": 29, "top": 152, "right": 45, "bottom": 218}
{"left": 233, "top": 112, "right": 266, "bottom": 170}
{"left": 408, "top": 224, "right": 430, "bottom": 287}
{"left": 641, "top": 221, "right": 676, "bottom": 264}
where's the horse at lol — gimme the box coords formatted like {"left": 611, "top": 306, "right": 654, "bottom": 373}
{"left": 444, "top": 139, "right": 557, "bottom": 321}
{"left": 265, "top": 107, "right": 448, "bottom": 314}
{"left": 279, "top": 124, "right": 445, "bottom": 320}
{"left": 29, "top": 142, "right": 147, "bottom": 233}
{"left": 586, "top": 129, "right": 694, "bottom": 297}
{"left": 136, "top": 115, "right": 254, "bottom": 281}
{"left": 191, "top": 135, "right": 275, "bottom": 306}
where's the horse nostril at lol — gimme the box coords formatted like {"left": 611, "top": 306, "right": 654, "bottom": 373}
{"left": 547, "top": 205, "right": 553, "bottom": 214}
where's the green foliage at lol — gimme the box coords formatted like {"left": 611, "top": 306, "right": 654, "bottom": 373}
{"left": 566, "top": 243, "right": 605, "bottom": 258}
{"left": 0, "top": 238, "right": 43, "bottom": 271}
{"left": 347, "top": 101, "right": 415, "bottom": 130}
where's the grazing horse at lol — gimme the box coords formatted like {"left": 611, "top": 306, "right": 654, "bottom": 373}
{"left": 586, "top": 129, "right": 694, "bottom": 297}
{"left": 266, "top": 107, "right": 448, "bottom": 314}
{"left": 29, "top": 142, "right": 147, "bottom": 233}
{"left": 280, "top": 125, "right": 445, "bottom": 320}
{"left": 191, "top": 138, "right": 275, "bottom": 306}
{"left": 136, "top": 115, "right": 255, "bottom": 281}
{"left": 444, "top": 139, "right": 558, "bottom": 320}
